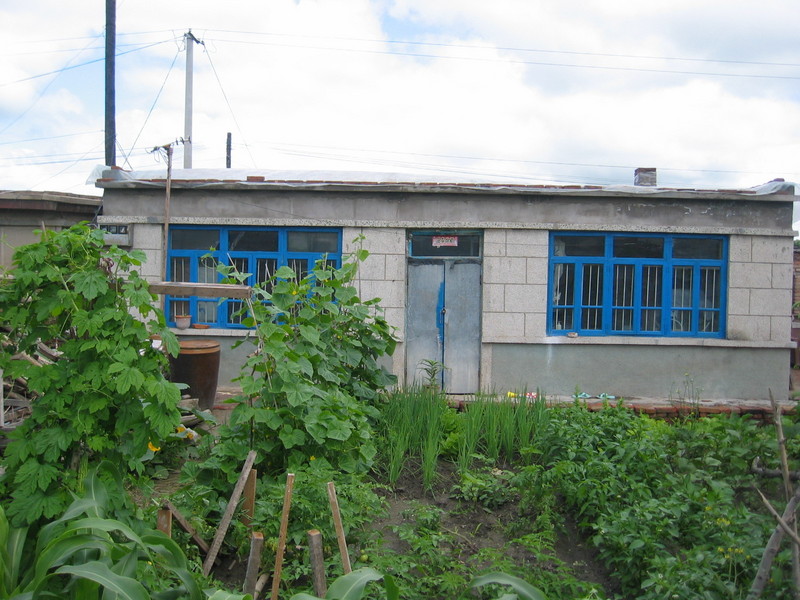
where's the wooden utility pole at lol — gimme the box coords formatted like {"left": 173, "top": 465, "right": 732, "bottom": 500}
{"left": 104, "top": 0, "right": 116, "bottom": 166}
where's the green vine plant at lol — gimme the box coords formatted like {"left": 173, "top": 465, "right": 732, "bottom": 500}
{"left": 188, "top": 243, "right": 397, "bottom": 485}
{"left": 0, "top": 224, "right": 182, "bottom": 526}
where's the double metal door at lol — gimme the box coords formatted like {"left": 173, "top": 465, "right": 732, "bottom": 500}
{"left": 406, "top": 259, "right": 481, "bottom": 394}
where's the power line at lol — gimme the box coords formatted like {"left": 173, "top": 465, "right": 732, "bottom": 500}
{"left": 206, "top": 28, "right": 800, "bottom": 69}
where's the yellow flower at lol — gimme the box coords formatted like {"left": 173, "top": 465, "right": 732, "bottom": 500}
{"left": 176, "top": 425, "right": 186, "bottom": 433}
{"left": 148, "top": 442, "right": 160, "bottom": 452}
{"left": 310, "top": 455, "right": 316, "bottom": 461}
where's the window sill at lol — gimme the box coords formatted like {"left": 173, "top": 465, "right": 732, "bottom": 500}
{"left": 169, "top": 327, "right": 248, "bottom": 337}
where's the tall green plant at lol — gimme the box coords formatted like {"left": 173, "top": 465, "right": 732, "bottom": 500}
{"left": 197, "top": 246, "right": 397, "bottom": 481}
{"left": 0, "top": 224, "right": 181, "bottom": 526}
{"left": 0, "top": 463, "right": 250, "bottom": 600}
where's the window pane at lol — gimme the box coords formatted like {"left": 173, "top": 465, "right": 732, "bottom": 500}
{"left": 288, "top": 231, "right": 339, "bottom": 253}
{"left": 228, "top": 300, "right": 247, "bottom": 325}
{"left": 613, "top": 237, "right": 664, "bottom": 258}
{"left": 641, "top": 266, "right": 663, "bottom": 308}
{"left": 552, "top": 308, "right": 573, "bottom": 330}
{"left": 613, "top": 265, "right": 634, "bottom": 307}
{"left": 612, "top": 309, "right": 633, "bottom": 331}
{"left": 699, "top": 311, "right": 719, "bottom": 332}
{"left": 289, "top": 258, "right": 308, "bottom": 280}
{"left": 199, "top": 256, "right": 218, "bottom": 283}
{"left": 171, "top": 257, "right": 190, "bottom": 282}
{"left": 170, "top": 299, "right": 189, "bottom": 319}
{"left": 582, "top": 264, "right": 603, "bottom": 330}
{"left": 672, "top": 310, "right": 692, "bottom": 331}
{"left": 196, "top": 300, "right": 217, "bottom": 323}
{"left": 552, "top": 264, "right": 575, "bottom": 306}
{"left": 256, "top": 258, "right": 278, "bottom": 288}
{"left": 229, "top": 257, "right": 249, "bottom": 279}
{"left": 641, "top": 309, "right": 662, "bottom": 331}
{"left": 554, "top": 235, "right": 604, "bottom": 257}
{"left": 700, "top": 267, "right": 721, "bottom": 309}
{"left": 672, "top": 266, "right": 693, "bottom": 308}
{"left": 410, "top": 233, "right": 481, "bottom": 257}
{"left": 172, "top": 229, "right": 220, "bottom": 250}
{"left": 229, "top": 230, "right": 278, "bottom": 252}
{"left": 673, "top": 238, "right": 722, "bottom": 259}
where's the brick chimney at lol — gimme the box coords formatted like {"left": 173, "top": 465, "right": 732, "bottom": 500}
{"left": 634, "top": 167, "right": 657, "bottom": 186}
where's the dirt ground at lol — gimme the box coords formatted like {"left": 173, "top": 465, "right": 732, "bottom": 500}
{"left": 372, "top": 461, "right": 618, "bottom": 596}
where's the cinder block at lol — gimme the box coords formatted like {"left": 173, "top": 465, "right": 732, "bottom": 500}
{"left": 771, "top": 315, "right": 792, "bottom": 342}
{"left": 750, "top": 288, "right": 791, "bottom": 317}
{"left": 728, "top": 262, "right": 771, "bottom": 289}
{"left": 357, "top": 254, "right": 386, "bottom": 280}
{"left": 728, "top": 236, "right": 752, "bottom": 263}
{"left": 525, "top": 312, "right": 546, "bottom": 337}
{"left": 385, "top": 254, "right": 406, "bottom": 281}
{"left": 772, "top": 263, "right": 793, "bottom": 290}
{"left": 359, "top": 279, "right": 404, "bottom": 308}
{"left": 350, "top": 228, "right": 406, "bottom": 255}
{"left": 134, "top": 224, "right": 163, "bottom": 251}
{"left": 526, "top": 257, "right": 548, "bottom": 284}
{"left": 483, "top": 284, "right": 505, "bottom": 312}
{"left": 728, "top": 315, "right": 771, "bottom": 341}
{"left": 752, "top": 236, "right": 793, "bottom": 264}
{"left": 484, "top": 256, "right": 526, "bottom": 284}
{"left": 726, "top": 288, "right": 750, "bottom": 315}
{"left": 482, "top": 312, "right": 525, "bottom": 342}
{"left": 505, "top": 284, "right": 545, "bottom": 313}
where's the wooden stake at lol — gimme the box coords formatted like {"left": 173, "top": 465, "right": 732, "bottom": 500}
{"left": 203, "top": 450, "right": 258, "bottom": 576}
{"left": 243, "top": 531, "right": 265, "bottom": 596}
{"left": 157, "top": 506, "right": 172, "bottom": 537}
{"left": 270, "top": 472, "right": 295, "bottom": 600}
{"left": 308, "top": 529, "right": 327, "bottom": 597}
{"left": 327, "top": 481, "right": 352, "bottom": 574}
{"left": 164, "top": 500, "right": 210, "bottom": 553}
{"left": 771, "top": 390, "right": 800, "bottom": 599}
{"left": 254, "top": 574, "right": 269, "bottom": 599}
{"left": 242, "top": 468, "right": 257, "bottom": 529}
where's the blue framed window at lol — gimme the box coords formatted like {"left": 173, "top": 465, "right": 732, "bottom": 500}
{"left": 167, "top": 226, "right": 342, "bottom": 328}
{"left": 548, "top": 232, "right": 727, "bottom": 337}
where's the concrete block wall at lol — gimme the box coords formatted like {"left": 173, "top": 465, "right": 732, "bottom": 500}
{"left": 728, "top": 234, "right": 793, "bottom": 343}
{"left": 132, "top": 224, "right": 165, "bottom": 282}
{"left": 482, "top": 229, "right": 548, "bottom": 342}
{"left": 344, "top": 227, "right": 407, "bottom": 381}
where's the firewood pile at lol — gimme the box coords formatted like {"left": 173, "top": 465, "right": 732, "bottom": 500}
{"left": 1, "top": 327, "right": 61, "bottom": 445}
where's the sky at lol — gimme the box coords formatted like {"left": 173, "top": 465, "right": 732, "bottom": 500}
{"left": 1, "top": 0, "right": 799, "bottom": 198}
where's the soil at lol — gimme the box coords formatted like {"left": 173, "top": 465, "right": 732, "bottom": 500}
{"left": 372, "top": 461, "right": 619, "bottom": 597}
{"left": 149, "top": 457, "right": 619, "bottom": 597}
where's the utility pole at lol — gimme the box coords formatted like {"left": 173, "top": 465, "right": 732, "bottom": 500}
{"left": 183, "top": 30, "right": 203, "bottom": 169}
{"left": 105, "top": 0, "right": 116, "bottom": 166}
{"left": 226, "top": 132, "right": 232, "bottom": 168}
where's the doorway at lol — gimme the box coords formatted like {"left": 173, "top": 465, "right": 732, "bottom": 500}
{"left": 405, "top": 232, "right": 482, "bottom": 394}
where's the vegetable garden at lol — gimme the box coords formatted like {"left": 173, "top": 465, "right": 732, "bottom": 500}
{"left": 1, "top": 224, "right": 799, "bottom": 599}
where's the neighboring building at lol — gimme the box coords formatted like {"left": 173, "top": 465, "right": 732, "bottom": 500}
{"left": 0, "top": 190, "right": 101, "bottom": 269}
{"left": 96, "top": 167, "right": 797, "bottom": 402}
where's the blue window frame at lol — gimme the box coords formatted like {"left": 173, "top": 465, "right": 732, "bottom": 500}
{"left": 548, "top": 232, "right": 727, "bottom": 337}
{"left": 167, "top": 226, "right": 342, "bottom": 328}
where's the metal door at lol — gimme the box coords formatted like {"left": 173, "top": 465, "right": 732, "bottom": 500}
{"left": 406, "top": 259, "right": 481, "bottom": 393}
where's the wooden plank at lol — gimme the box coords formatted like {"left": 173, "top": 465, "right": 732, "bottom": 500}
{"left": 327, "top": 481, "right": 352, "bottom": 574}
{"left": 270, "top": 473, "right": 296, "bottom": 600}
{"left": 149, "top": 281, "right": 252, "bottom": 299}
{"left": 308, "top": 529, "right": 327, "bottom": 597}
{"left": 164, "top": 500, "right": 210, "bottom": 554}
{"left": 241, "top": 468, "right": 257, "bottom": 529}
{"left": 243, "top": 531, "right": 265, "bottom": 596}
{"left": 157, "top": 507, "right": 172, "bottom": 537}
{"left": 203, "top": 450, "right": 258, "bottom": 576}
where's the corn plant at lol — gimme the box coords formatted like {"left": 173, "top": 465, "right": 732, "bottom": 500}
{"left": 0, "top": 463, "right": 250, "bottom": 600}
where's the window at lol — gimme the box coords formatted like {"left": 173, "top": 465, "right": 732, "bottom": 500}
{"left": 167, "top": 226, "right": 341, "bottom": 328}
{"left": 408, "top": 231, "right": 482, "bottom": 258}
{"left": 549, "top": 233, "right": 726, "bottom": 337}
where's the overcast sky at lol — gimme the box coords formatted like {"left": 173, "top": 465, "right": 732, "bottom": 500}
{"left": 1, "top": 0, "right": 799, "bottom": 197}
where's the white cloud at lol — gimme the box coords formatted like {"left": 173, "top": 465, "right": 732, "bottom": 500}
{"left": 1, "top": 0, "right": 798, "bottom": 194}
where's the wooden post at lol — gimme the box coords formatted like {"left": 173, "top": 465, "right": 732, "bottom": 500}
{"left": 242, "top": 468, "right": 257, "bottom": 529}
{"left": 308, "top": 529, "right": 327, "bottom": 597}
{"left": 243, "top": 531, "right": 264, "bottom": 596}
{"left": 270, "top": 473, "right": 295, "bottom": 600}
{"left": 327, "top": 481, "right": 352, "bottom": 574}
{"left": 203, "top": 450, "right": 257, "bottom": 576}
{"left": 157, "top": 506, "right": 172, "bottom": 537}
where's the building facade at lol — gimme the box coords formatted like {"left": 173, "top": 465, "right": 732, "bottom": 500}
{"left": 97, "top": 168, "right": 797, "bottom": 402}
